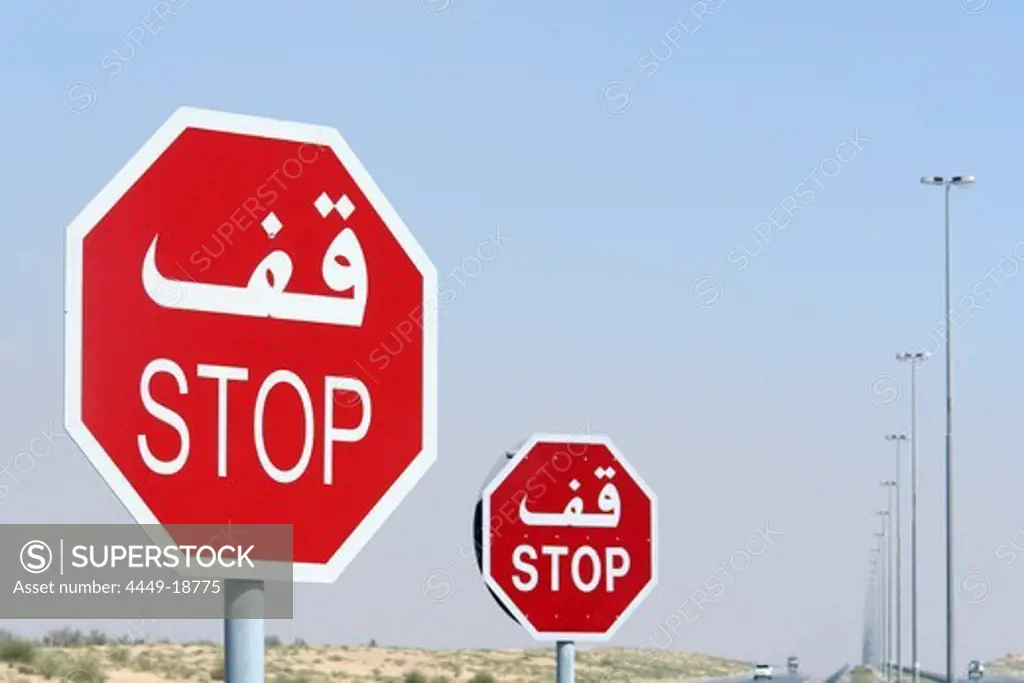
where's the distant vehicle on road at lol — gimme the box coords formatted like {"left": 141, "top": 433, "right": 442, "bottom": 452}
{"left": 787, "top": 656, "right": 799, "bottom": 674}
{"left": 968, "top": 661, "right": 984, "bottom": 679}
{"left": 754, "top": 664, "right": 773, "bottom": 680}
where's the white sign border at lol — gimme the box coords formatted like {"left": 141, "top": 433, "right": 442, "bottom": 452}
{"left": 64, "top": 106, "right": 439, "bottom": 584}
{"left": 481, "top": 433, "right": 659, "bottom": 641}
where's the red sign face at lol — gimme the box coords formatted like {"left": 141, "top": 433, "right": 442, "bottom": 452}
{"left": 482, "top": 434, "right": 657, "bottom": 640}
{"left": 65, "top": 107, "right": 438, "bottom": 583}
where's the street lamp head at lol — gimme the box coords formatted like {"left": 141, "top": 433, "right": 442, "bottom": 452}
{"left": 896, "top": 350, "right": 928, "bottom": 362}
{"left": 921, "top": 174, "right": 976, "bottom": 187}
{"left": 885, "top": 433, "right": 908, "bottom": 441}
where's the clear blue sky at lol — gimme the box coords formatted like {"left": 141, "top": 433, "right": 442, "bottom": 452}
{"left": 2, "top": 0, "right": 1024, "bottom": 673}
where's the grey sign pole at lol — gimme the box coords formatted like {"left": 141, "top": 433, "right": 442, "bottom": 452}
{"left": 225, "top": 579, "right": 265, "bottom": 683}
{"left": 556, "top": 641, "right": 575, "bottom": 683}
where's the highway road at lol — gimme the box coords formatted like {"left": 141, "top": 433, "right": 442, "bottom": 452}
{"left": 713, "top": 664, "right": 848, "bottom": 683}
{"left": 702, "top": 672, "right": 805, "bottom": 683}
{"left": 895, "top": 671, "right": 1024, "bottom": 683}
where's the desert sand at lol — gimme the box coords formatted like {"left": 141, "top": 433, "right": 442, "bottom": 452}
{"left": 0, "top": 636, "right": 751, "bottom": 683}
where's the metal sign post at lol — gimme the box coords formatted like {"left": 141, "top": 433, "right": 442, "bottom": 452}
{"left": 224, "top": 580, "right": 265, "bottom": 683}
{"left": 556, "top": 641, "right": 575, "bottom": 683}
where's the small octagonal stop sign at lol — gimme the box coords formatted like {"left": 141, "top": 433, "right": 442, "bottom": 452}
{"left": 482, "top": 434, "right": 658, "bottom": 640}
{"left": 64, "top": 107, "right": 438, "bottom": 583}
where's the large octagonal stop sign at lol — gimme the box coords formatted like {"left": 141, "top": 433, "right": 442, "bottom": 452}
{"left": 64, "top": 107, "right": 437, "bottom": 583}
{"left": 482, "top": 434, "right": 658, "bottom": 640}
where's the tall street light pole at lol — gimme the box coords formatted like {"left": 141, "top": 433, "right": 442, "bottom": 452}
{"left": 864, "top": 569, "right": 874, "bottom": 666}
{"left": 881, "top": 488, "right": 896, "bottom": 679}
{"left": 921, "top": 174, "right": 975, "bottom": 683}
{"left": 872, "top": 561, "right": 880, "bottom": 667}
{"left": 876, "top": 520, "right": 890, "bottom": 683}
{"left": 870, "top": 557, "right": 882, "bottom": 668}
{"left": 886, "top": 436, "right": 908, "bottom": 683}
{"left": 872, "top": 548, "right": 884, "bottom": 670}
{"left": 897, "top": 351, "right": 928, "bottom": 683}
